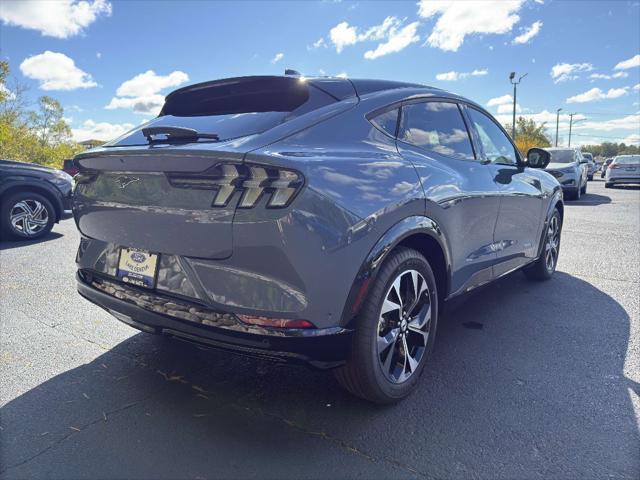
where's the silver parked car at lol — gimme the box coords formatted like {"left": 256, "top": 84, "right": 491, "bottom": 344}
{"left": 605, "top": 155, "right": 640, "bottom": 188}
{"left": 541, "top": 148, "right": 589, "bottom": 200}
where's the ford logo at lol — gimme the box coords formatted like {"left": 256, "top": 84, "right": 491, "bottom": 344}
{"left": 130, "top": 252, "right": 146, "bottom": 263}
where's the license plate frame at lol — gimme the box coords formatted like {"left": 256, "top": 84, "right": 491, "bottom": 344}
{"left": 117, "top": 247, "right": 159, "bottom": 289}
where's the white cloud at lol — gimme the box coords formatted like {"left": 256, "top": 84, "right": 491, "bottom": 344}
{"left": 550, "top": 62, "right": 593, "bottom": 83}
{"left": 115, "top": 70, "right": 189, "bottom": 97}
{"left": 623, "top": 133, "right": 640, "bottom": 145}
{"left": 494, "top": 110, "right": 586, "bottom": 129}
{"left": 328, "top": 17, "right": 419, "bottom": 59}
{"left": 497, "top": 103, "right": 520, "bottom": 114}
{"left": 590, "top": 71, "right": 628, "bottom": 80}
{"left": 105, "top": 95, "right": 165, "bottom": 115}
{"left": 614, "top": 54, "right": 640, "bottom": 70}
{"left": 310, "top": 37, "right": 327, "bottom": 49}
{"left": 0, "top": 83, "right": 16, "bottom": 101}
{"left": 0, "top": 0, "right": 111, "bottom": 38}
{"left": 634, "top": 83, "right": 640, "bottom": 91}
{"left": 487, "top": 94, "right": 513, "bottom": 107}
{"left": 436, "top": 68, "right": 488, "bottom": 81}
{"left": 566, "top": 87, "right": 629, "bottom": 104}
{"left": 417, "top": 0, "right": 524, "bottom": 52}
{"left": 436, "top": 71, "right": 460, "bottom": 81}
{"left": 19, "top": 51, "right": 97, "bottom": 91}
{"left": 573, "top": 114, "right": 640, "bottom": 132}
{"left": 364, "top": 21, "right": 420, "bottom": 59}
{"left": 513, "top": 20, "right": 542, "bottom": 44}
{"left": 329, "top": 21, "right": 358, "bottom": 53}
{"left": 106, "top": 70, "right": 189, "bottom": 115}
{"left": 71, "top": 119, "right": 134, "bottom": 142}
{"left": 96, "top": 52, "right": 102, "bottom": 59}
{"left": 335, "top": 72, "right": 348, "bottom": 78}
{"left": 271, "top": 53, "right": 284, "bottom": 64}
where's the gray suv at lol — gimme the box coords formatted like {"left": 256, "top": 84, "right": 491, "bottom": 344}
{"left": 542, "top": 147, "right": 589, "bottom": 200}
{"left": 73, "top": 75, "right": 564, "bottom": 403}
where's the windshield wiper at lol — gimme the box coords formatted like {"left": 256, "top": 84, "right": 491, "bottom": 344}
{"left": 141, "top": 126, "right": 220, "bottom": 144}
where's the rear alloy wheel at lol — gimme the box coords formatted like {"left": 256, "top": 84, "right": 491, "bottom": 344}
{"left": 524, "top": 209, "right": 561, "bottom": 281}
{"left": 376, "top": 269, "right": 431, "bottom": 384}
{"left": 1, "top": 192, "right": 55, "bottom": 240}
{"left": 334, "top": 247, "right": 438, "bottom": 404}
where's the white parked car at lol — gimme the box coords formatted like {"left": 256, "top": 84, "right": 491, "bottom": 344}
{"left": 605, "top": 155, "right": 640, "bottom": 188}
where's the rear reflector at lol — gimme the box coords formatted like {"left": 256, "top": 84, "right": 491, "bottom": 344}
{"left": 237, "top": 314, "right": 315, "bottom": 329}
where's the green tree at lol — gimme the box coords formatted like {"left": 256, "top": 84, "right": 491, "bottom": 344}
{"left": 0, "top": 61, "right": 82, "bottom": 168}
{"left": 512, "top": 116, "right": 552, "bottom": 155}
{"left": 29, "top": 96, "right": 72, "bottom": 146}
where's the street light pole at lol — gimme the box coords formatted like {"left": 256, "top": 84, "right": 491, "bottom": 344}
{"left": 568, "top": 113, "right": 575, "bottom": 147}
{"left": 509, "top": 72, "right": 527, "bottom": 140}
{"left": 555, "top": 108, "right": 562, "bottom": 147}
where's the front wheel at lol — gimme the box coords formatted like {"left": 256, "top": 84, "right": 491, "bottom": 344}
{"left": 334, "top": 247, "right": 438, "bottom": 404}
{"left": 523, "top": 209, "right": 562, "bottom": 281}
{"left": 0, "top": 192, "right": 55, "bottom": 240}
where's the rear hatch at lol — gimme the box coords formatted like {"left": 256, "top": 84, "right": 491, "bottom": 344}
{"left": 73, "top": 76, "right": 354, "bottom": 259}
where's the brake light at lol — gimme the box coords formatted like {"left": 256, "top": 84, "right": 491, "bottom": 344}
{"left": 237, "top": 314, "right": 315, "bottom": 329}
{"left": 609, "top": 164, "right": 620, "bottom": 169}
{"left": 167, "top": 163, "right": 303, "bottom": 209}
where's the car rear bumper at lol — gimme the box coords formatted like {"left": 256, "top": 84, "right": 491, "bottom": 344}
{"left": 76, "top": 271, "right": 353, "bottom": 369}
{"left": 605, "top": 176, "right": 640, "bottom": 184}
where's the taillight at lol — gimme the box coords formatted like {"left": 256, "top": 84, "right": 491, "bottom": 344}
{"left": 608, "top": 164, "right": 619, "bottom": 169}
{"left": 167, "top": 163, "right": 303, "bottom": 209}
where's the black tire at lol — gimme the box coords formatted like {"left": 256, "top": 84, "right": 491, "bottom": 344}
{"left": 588, "top": 175, "right": 593, "bottom": 181}
{"left": 334, "top": 247, "right": 438, "bottom": 404}
{"left": 605, "top": 183, "right": 613, "bottom": 189}
{"left": 523, "top": 209, "right": 562, "bottom": 281}
{"left": 581, "top": 182, "right": 587, "bottom": 195}
{"left": 0, "top": 191, "right": 55, "bottom": 240}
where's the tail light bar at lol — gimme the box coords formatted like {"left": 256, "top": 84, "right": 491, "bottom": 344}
{"left": 167, "top": 163, "right": 304, "bottom": 209}
{"left": 608, "top": 163, "right": 620, "bottom": 169}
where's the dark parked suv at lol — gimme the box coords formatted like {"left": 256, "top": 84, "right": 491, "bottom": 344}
{"left": 73, "top": 75, "right": 563, "bottom": 403}
{"left": 1, "top": 159, "right": 73, "bottom": 240}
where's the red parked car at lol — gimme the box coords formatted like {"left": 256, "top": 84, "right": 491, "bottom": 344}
{"left": 62, "top": 159, "right": 78, "bottom": 177}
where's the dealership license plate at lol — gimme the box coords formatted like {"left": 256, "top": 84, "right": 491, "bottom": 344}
{"left": 117, "top": 248, "right": 159, "bottom": 288}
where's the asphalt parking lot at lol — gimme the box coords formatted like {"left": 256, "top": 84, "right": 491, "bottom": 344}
{"left": 1, "top": 178, "right": 638, "bottom": 479}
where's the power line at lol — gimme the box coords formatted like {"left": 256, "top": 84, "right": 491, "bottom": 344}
{"left": 570, "top": 133, "right": 638, "bottom": 140}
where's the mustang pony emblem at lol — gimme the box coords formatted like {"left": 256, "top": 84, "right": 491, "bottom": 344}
{"left": 114, "top": 175, "right": 140, "bottom": 189}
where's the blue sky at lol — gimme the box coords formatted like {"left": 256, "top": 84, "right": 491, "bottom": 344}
{"left": 1, "top": 0, "right": 639, "bottom": 144}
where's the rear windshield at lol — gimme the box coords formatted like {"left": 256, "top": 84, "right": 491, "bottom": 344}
{"left": 582, "top": 152, "right": 593, "bottom": 160}
{"left": 549, "top": 150, "right": 575, "bottom": 163}
{"left": 108, "top": 77, "right": 337, "bottom": 147}
{"left": 614, "top": 155, "right": 640, "bottom": 165}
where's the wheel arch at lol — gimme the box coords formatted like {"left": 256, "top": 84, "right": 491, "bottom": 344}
{"left": 0, "top": 181, "right": 63, "bottom": 222}
{"left": 341, "top": 215, "right": 451, "bottom": 326}
{"left": 535, "top": 190, "right": 564, "bottom": 258}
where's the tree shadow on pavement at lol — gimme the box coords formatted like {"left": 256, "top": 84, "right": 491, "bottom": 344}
{"left": 1, "top": 272, "right": 638, "bottom": 479}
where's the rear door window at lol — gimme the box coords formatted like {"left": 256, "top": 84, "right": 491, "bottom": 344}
{"left": 398, "top": 101, "right": 475, "bottom": 160}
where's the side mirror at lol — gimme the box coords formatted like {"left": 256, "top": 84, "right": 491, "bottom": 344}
{"left": 526, "top": 148, "right": 550, "bottom": 169}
